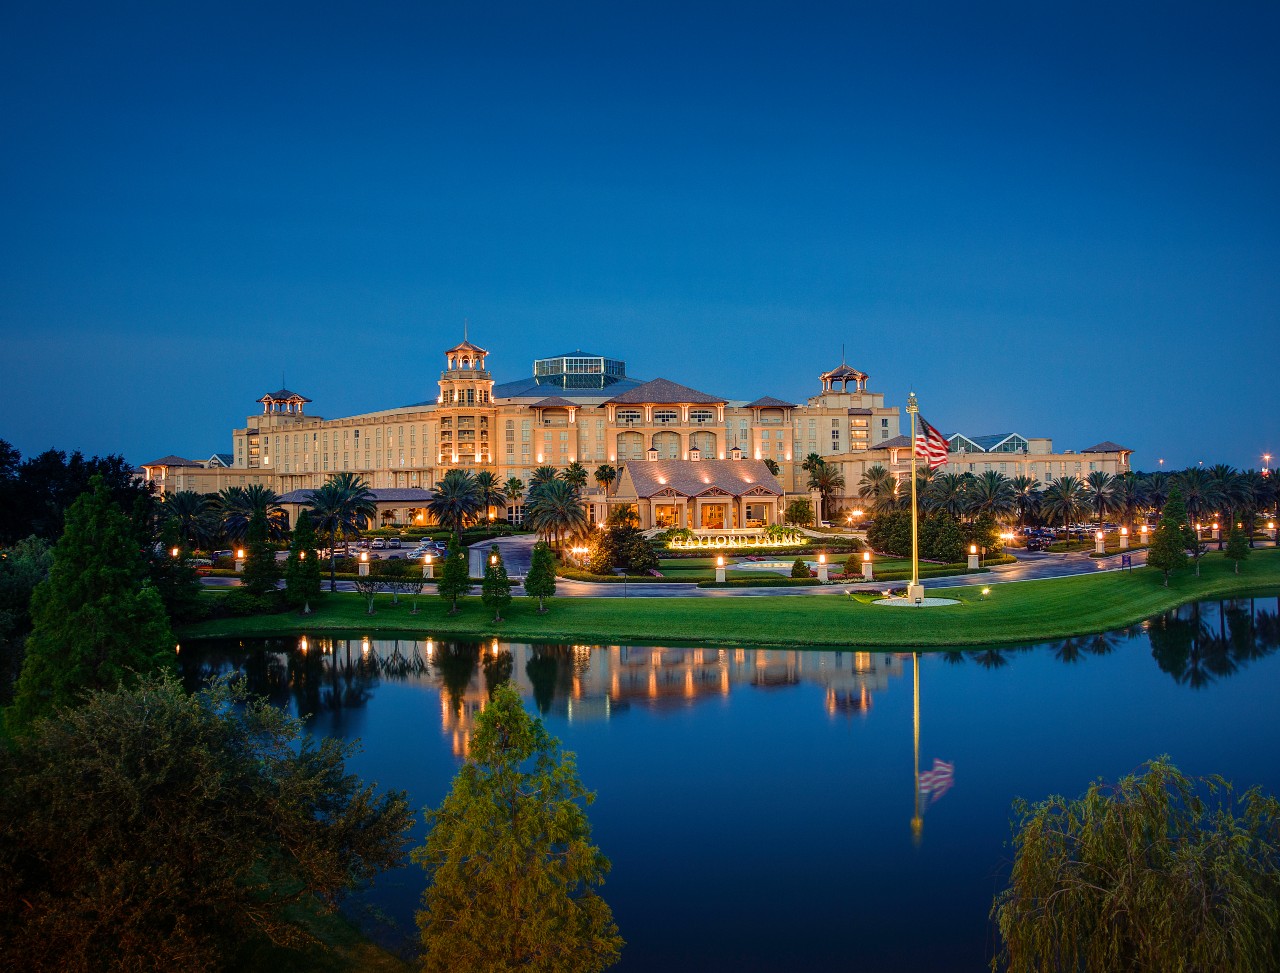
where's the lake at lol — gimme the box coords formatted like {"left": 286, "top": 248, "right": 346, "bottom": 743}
{"left": 178, "top": 596, "right": 1280, "bottom": 972}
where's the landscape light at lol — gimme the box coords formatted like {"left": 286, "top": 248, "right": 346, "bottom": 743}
{"left": 360, "top": 551, "right": 368, "bottom": 562}
{"left": 982, "top": 587, "right": 991, "bottom": 597}
{"left": 299, "top": 550, "right": 306, "bottom": 560}
{"left": 1213, "top": 522, "right": 1219, "bottom": 530}
{"left": 969, "top": 544, "right": 977, "bottom": 555}
{"left": 716, "top": 555, "right": 724, "bottom": 567}
{"left": 490, "top": 554, "right": 498, "bottom": 565}
{"left": 1120, "top": 527, "right": 1128, "bottom": 535}
{"left": 1096, "top": 530, "right": 1103, "bottom": 540}
{"left": 1141, "top": 525, "right": 1149, "bottom": 536}
{"left": 236, "top": 548, "right": 245, "bottom": 559}
{"left": 818, "top": 553, "right": 826, "bottom": 564}
{"left": 863, "top": 551, "right": 871, "bottom": 562}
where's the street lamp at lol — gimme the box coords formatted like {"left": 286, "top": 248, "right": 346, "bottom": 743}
{"left": 170, "top": 546, "right": 180, "bottom": 558}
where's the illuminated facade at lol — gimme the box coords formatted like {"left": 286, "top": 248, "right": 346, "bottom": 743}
{"left": 140, "top": 335, "right": 1131, "bottom": 518}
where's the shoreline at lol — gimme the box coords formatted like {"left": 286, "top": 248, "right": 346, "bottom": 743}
{"left": 177, "top": 551, "right": 1280, "bottom": 650}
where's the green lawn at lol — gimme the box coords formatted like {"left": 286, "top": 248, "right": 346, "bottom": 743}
{"left": 179, "top": 551, "right": 1280, "bottom": 649}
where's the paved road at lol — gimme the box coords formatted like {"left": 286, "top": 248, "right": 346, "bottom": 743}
{"left": 203, "top": 543, "right": 1193, "bottom": 597}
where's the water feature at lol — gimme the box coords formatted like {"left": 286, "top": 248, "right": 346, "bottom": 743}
{"left": 179, "top": 597, "right": 1280, "bottom": 971}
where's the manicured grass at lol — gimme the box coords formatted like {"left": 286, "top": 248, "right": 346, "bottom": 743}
{"left": 179, "top": 551, "right": 1280, "bottom": 649}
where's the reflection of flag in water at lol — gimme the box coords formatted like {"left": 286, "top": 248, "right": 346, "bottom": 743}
{"left": 917, "top": 759, "right": 954, "bottom": 810}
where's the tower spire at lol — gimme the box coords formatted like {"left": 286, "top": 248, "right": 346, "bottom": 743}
{"left": 464, "top": 317, "right": 468, "bottom": 343}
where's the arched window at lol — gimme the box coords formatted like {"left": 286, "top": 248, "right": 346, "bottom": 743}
{"left": 652, "top": 431, "right": 680, "bottom": 459}
{"left": 690, "top": 431, "right": 716, "bottom": 455}
{"left": 617, "top": 431, "right": 644, "bottom": 461}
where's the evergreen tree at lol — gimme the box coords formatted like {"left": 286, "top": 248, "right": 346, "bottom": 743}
{"left": 1224, "top": 525, "right": 1251, "bottom": 574}
{"left": 413, "top": 683, "right": 623, "bottom": 973}
{"left": 240, "top": 508, "right": 280, "bottom": 598}
{"left": 284, "top": 510, "right": 322, "bottom": 613}
{"left": 438, "top": 535, "right": 470, "bottom": 615}
{"left": 525, "top": 541, "right": 557, "bottom": 613}
{"left": 791, "top": 558, "right": 810, "bottom": 579}
{"left": 1147, "top": 488, "right": 1191, "bottom": 587}
{"left": 480, "top": 545, "right": 512, "bottom": 623}
{"left": 9, "top": 477, "right": 173, "bottom": 731}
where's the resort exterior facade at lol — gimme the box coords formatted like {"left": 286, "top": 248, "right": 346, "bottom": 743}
{"left": 141, "top": 337, "right": 1132, "bottom": 524}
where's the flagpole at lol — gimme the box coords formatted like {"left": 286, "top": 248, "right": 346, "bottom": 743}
{"left": 907, "top": 392, "right": 921, "bottom": 600}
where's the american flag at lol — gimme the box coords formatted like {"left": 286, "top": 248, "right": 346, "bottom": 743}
{"left": 918, "top": 758, "right": 954, "bottom": 808}
{"left": 914, "top": 413, "right": 950, "bottom": 470}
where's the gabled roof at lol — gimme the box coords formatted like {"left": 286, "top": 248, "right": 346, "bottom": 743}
{"left": 207, "top": 453, "right": 234, "bottom": 467}
{"left": 605, "top": 378, "right": 724, "bottom": 405}
{"left": 970, "top": 433, "right": 1021, "bottom": 451}
{"left": 258, "top": 389, "right": 311, "bottom": 402}
{"left": 1083, "top": 441, "right": 1131, "bottom": 453}
{"left": 947, "top": 433, "right": 983, "bottom": 451}
{"left": 618, "top": 459, "right": 782, "bottom": 499}
{"left": 745, "top": 395, "right": 797, "bottom": 409}
{"left": 878, "top": 435, "right": 913, "bottom": 450}
{"left": 529, "top": 395, "right": 579, "bottom": 409}
{"left": 820, "top": 363, "right": 867, "bottom": 380}
{"left": 278, "top": 487, "right": 436, "bottom": 504}
{"left": 142, "top": 454, "right": 200, "bottom": 468}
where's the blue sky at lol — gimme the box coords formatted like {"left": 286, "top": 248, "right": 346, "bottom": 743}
{"left": 2, "top": 2, "right": 1277, "bottom": 470}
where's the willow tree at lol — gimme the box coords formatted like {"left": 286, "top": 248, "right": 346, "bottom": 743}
{"left": 414, "top": 684, "right": 622, "bottom": 972}
{"left": 991, "top": 758, "right": 1280, "bottom": 973}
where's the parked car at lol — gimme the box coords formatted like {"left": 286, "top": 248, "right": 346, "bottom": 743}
{"left": 371, "top": 539, "right": 386, "bottom": 549}
{"left": 386, "top": 537, "right": 401, "bottom": 548}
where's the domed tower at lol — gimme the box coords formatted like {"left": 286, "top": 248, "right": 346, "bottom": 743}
{"left": 436, "top": 337, "right": 497, "bottom": 469}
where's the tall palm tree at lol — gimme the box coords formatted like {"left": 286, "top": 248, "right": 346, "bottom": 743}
{"left": 924, "top": 473, "right": 968, "bottom": 518}
{"left": 560, "top": 461, "right": 589, "bottom": 491}
{"left": 859, "top": 465, "right": 898, "bottom": 516}
{"left": 966, "top": 470, "right": 1016, "bottom": 523}
{"left": 1010, "top": 475, "right": 1042, "bottom": 528}
{"left": 593, "top": 464, "right": 617, "bottom": 494}
{"left": 473, "top": 470, "right": 505, "bottom": 522}
{"left": 503, "top": 476, "right": 525, "bottom": 514}
{"left": 1173, "top": 468, "right": 1224, "bottom": 534}
{"left": 1083, "top": 471, "right": 1116, "bottom": 529}
{"left": 1110, "top": 473, "right": 1143, "bottom": 535}
{"left": 216, "top": 484, "right": 287, "bottom": 542}
{"left": 763, "top": 459, "right": 781, "bottom": 476}
{"left": 529, "top": 465, "right": 559, "bottom": 489}
{"left": 308, "top": 472, "right": 376, "bottom": 591}
{"left": 163, "top": 490, "right": 213, "bottom": 550}
{"left": 807, "top": 462, "right": 845, "bottom": 518}
{"left": 1040, "top": 475, "right": 1087, "bottom": 535}
{"left": 524, "top": 478, "right": 588, "bottom": 551}
{"left": 427, "top": 469, "right": 484, "bottom": 544}
{"left": 801, "top": 453, "right": 824, "bottom": 474}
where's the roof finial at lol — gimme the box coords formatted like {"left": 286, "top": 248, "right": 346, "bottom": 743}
{"left": 841, "top": 343, "right": 846, "bottom": 365}
{"left": 463, "top": 317, "right": 468, "bottom": 343}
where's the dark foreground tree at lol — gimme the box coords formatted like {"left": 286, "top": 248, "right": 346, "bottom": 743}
{"left": 990, "top": 757, "right": 1280, "bottom": 973}
{"left": 525, "top": 540, "right": 557, "bottom": 613}
{"left": 1225, "top": 524, "right": 1251, "bottom": 574}
{"left": 9, "top": 477, "right": 173, "bottom": 732}
{"left": 414, "top": 683, "right": 623, "bottom": 973}
{"left": 240, "top": 508, "right": 281, "bottom": 598}
{"left": 0, "top": 673, "right": 413, "bottom": 972}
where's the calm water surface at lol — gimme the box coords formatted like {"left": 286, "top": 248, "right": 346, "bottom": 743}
{"left": 180, "top": 597, "right": 1280, "bottom": 972}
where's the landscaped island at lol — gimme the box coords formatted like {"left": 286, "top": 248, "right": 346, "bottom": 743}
{"left": 179, "top": 550, "right": 1280, "bottom": 649}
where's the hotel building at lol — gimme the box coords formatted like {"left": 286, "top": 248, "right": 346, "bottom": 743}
{"left": 141, "top": 336, "right": 1131, "bottom": 526}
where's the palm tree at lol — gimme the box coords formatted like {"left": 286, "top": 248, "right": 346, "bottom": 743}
{"left": 807, "top": 462, "right": 845, "bottom": 519}
{"left": 924, "top": 473, "right": 968, "bottom": 518}
{"left": 967, "top": 470, "right": 1016, "bottom": 522}
{"left": 163, "top": 490, "right": 213, "bottom": 550}
{"left": 560, "top": 461, "right": 589, "bottom": 492}
{"left": 308, "top": 472, "right": 376, "bottom": 591}
{"left": 529, "top": 465, "right": 559, "bottom": 489}
{"left": 473, "top": 470, "right": 505, "bottom": 522}
{"left": 1083, "top": 471, "right": 1116, "bottom": 529}
{"left": 801, "top": 453, "right": 824, "bottom": 474}
{"left": 525, "top": 478, "right": 588, "bottom": 551}
{"left": 1173, "top": 468, "right": 1224, "bottom": 535}
{"left": 503, "top": 476, "right": 525, "bottom": 514}
{"left": 763, "top": 459, "right": 781, "bottom": 476}
{"left": 1040, "top": 475, "right": 1087, "bottom": 535}
{"left": 427, "top": 469, "right": 484, "bottom": 544}
{"left": 1010, "top": 475, "right": 1042, "bottom": 528}
{"left": 216, "top": 484, "right": 287, "bottom": 542}
{"left": 593, "top": 464, "right": 617, "bottom": 494}
{"left": 859, "top": 465, "right": 898, "bottom": 516}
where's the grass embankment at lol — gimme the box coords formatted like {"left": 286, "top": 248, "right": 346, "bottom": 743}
{"left": 179, "top": 551, "right": 1280, "bottom": 649}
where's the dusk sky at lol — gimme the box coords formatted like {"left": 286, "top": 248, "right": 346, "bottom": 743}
{"left": 2, "top": 2, "right": 1277, "bottom": 471}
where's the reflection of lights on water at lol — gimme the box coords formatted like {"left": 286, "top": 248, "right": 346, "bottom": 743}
{"left": 426, "top": 639, "right": 434, "bottom": 657}
{"left": 299, "top": 636, "right": 308, "bottom": 653}
{"left": 362, "top": 637, "right": 371, "bottom": 655}
{"left": 175, "top": 643, "right": 181, "bottom": 654}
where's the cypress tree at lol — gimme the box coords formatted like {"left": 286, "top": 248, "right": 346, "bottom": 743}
{"left": 438, "top": 535, "right": 470, "bottom": 615}
{"left": 1147, "top": 487, "right": 1191, "bottom": 587}
{"left": 284, "top": 510, "right": 322, "bottom": 613}
{"left": 1224, "top": 525, "right": 1251, "bottom": 574}
{"left": 524, "top": 541, "right": 557, "bottom": 613}
{"left": 9, "top": 477, "right": 173, "bottom": 731}
{"left": 240, "top": 508, "right": 280, "bottom": 598}
{"left": 481, "top": 545, "right": 512, "bottom": 623}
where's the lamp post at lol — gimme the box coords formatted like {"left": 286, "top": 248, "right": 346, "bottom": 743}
{"left": 715, "top": 554, "right": 726, "bottom": 583}
{"left": 862, "top": 550, "right": 873, "bottom": 581}
{"left": 1095, "top": 529, "right": 1105, "bottom": 555}
{"left": 967, "top": 544, "right": 979, "bottom": 571}
{"left": 817, "top": 551, "right": 829, "bottom": 583}
{"left": 1119, "top": 526, "right": 1129, "bottom": 550}
{"left": 423, "top": 552, "right": 434, "bottom": 579}
{"left": 1140, "top": 524, "right": 1149, "bottom": 545}
{"left": 234, "top": 548, "right": 245, "bottom": 573}
{"left": 358, "top": 551, "right": 370, "bottom": 577}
